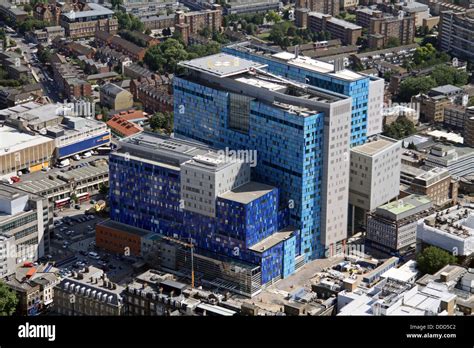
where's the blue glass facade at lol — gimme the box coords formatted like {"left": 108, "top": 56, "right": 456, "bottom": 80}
{"left": 221, "top": 46, "right": 369, "bottom": 147}
{"left": 109, "top": 152, "right": 297, "bottom": 284}
{"left": 173, "top": 77, "right": 325, "bottom": 260}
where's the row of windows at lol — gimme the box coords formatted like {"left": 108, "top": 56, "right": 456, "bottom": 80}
{"left": 250, "top": 110, "right": 304, "bottom": 131}
{"left": 175, "top": 85, "right": 213, "bottom": 101}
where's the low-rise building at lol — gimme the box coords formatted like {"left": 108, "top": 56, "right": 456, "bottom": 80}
{"left": 0, "top": 51, "right": 31, "bottom": 81}
{"left": 409, "top": 167, "right": 455, "bottom": 206}
{"left": 15, "top": 159, "right": 109, "bottom": 208}
{"left": 60, "top": 2, "right": 118, "bottom": 39}
{"left": 106, "top": 114, "right": 144, "bottom": 138}
{"left": 221, "top": 0, "right": 279, "bottom": 15}
{"left": 54, "top": 267, "right": 125, "bottom": 315}
{"left": 4, "top": 263, "right": 59, "bottom": 316}
{"left": 308, "top": 12, "right": 362, "bottom": 45}
{"left": 0, "top": 122, "right": 55, "bottom": 176}
{"left": 29, "top": 26, "right": 65, "bottom": 45}
{"left": 123, "top": 270, "right": 195, "bottom": 316}
{"left": 429, "top": 84, "right": 468, "bottom": 107}
{"left": 444, "top": 104, "right": 466, "bottom": 130}
{"left": 417, "top": 264, "right": 474, "bottom": 315}
{"left": 337, "top": 277, "right": 457, "bottom": 315}
{"left": 366, "top": 194, "right": 433, "bottom": 254}
{"left": 0, "top": 0, "right": 27, "bottom": 24}
{"left": 417, "top": 204, "right": 474, "bottom": 256}
{"left": 424, "top": 144, "right": 474, "bottom": 178}
{"left": 412, "top": 93, "right": 451, "bottom": 123}
{"left": 119, "top": 0, "right": 179, "bottom": 19}
{"left": 383, "top": 105, "right": 419, "bottom": 126}
{"left": 100, "top": 83, "right": 134, "bottom": 111}
{"left": 129, "top": 76, "right": 173, "bottom": 114}
{"left": 0, "top": 84, "right": 43, "bottom": 108}
{"left": 95, "top": 31, "right": 147, "bottom": 61}
{"left": 0, "top": 184, "right": 52, "bottom": 271}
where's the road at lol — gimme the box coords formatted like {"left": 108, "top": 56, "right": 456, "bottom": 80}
{"left": 6, "top": 32, "right": 60, "bottom": 102}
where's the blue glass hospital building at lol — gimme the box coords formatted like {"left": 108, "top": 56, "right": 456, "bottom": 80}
{"left": 109, "top": 50, "right": 380, "bottom": 295}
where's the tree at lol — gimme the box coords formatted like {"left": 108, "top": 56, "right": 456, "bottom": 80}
{"left": 99, "top": 183, "right": 109, "bottom": 195}
{"left": 417, "top": 246, "right": 457, "bottom": 275}
{"left": 110, "top": 0, "right": 123, "bottom": 9}
{"left": 245, "top": 23, "right": 255, "bottom": 35}
{"left": 18, "top": 17, "right": 49, "bottom": 34}
{"left": 144, "top": 28, "right": 151, "bottom": 35}
{"left": 115, "top": 11, "right": 144, "bottom": 32}
{"left": 265, "top": 10, "right": 281, "bottom": 23}
{"left": 38, "top": 48, "right": 52, "bottom": 63}
{"left": 431, "top": 65, "right": 469, "bottom": 87}
{"left": 149, "top": 112, "right": 173, "bottom": 134}
{"left": 399, "top": 76, "right": 437, "bottom": 102}
{"left": 23, "top": 3, "right": 32, "bottom": 12}
{"left": 0, "top": 281, "right": 18, "bottom": 316}
{"left": 382, "top": 117, "right": 417, "bottom": 139}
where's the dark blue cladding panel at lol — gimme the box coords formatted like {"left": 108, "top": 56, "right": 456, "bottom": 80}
{"left": 58, "top": 132, "right": 111, "bottom": 158}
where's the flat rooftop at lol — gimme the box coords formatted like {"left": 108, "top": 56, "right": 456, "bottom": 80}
{"left": 378, "top": 195, "right": 431, "bottom": 217}
{"left": 0, "top": 102, "right": 59, "bottom": 125}
{"left": 98, "top": 219, "right": 152, "bottom": 237}
{"left": 225, "top": 41, "right": 366, "bottom": 82}
{"left": 179, "top": 53, "right": 266, "bottom": 78}
{"left": 351, "top": 136, "right": 399, "bottom": 156}
{"left": 0, "top": 125, "right": 53, "bottom": 154}
{"left": 219, "top": 181, "right": 275, "bottom": 204}
{"left": 62, "top": 3, "right": 114, "bottom": 20}
{"left": 248, "top": 227, "right": 295, "bottom": 253}
{"left": 427, "top": 130, "right": 463, "bottom": 144}
{"left": 308, "top": 11, "right": 362, "bottom": 30}
{"left": 424, "top": 205, "right": 474, "bottom": 238}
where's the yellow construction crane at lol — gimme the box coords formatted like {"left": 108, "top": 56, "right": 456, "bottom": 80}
{"left": 162, "top": 236, "right": 195, "bottom": 288}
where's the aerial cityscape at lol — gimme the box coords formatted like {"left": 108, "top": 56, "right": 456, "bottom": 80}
{"left": 0, "top": 0, "right": 473, "bottom": 328}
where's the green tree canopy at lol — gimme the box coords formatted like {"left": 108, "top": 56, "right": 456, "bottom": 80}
{"left": 144, "top": 39, "right": 220, "bottom": 74}
{"left": 0, "top": 281, "right": 18, "bottom": 316}
{"left": 399, "top": 76, "right": 437, "bottom": 102}
{"left": 430, "top": 64, "right": 469, "bottom": 86}
{"left": 416, "top": 246, "right": 457, "bottom": 275}
{"left": 382, "top": 117, "right": 417, "bottom": 139}
{"left": 265, "top": 10, "right": 281, "bottom": 23}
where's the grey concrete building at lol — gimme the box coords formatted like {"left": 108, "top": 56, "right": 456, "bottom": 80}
{"left": 349, "top": 136, "right": 402, "bottom": 232}
{"left": 366, "top": 194, "right": 433, "bottom": 254}
{"left": 0, "top": 184, "right": 52, "bottom": 276}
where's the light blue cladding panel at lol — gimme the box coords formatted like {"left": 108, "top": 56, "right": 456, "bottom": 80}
{"left": 222, "top": 46, "right": 369, "bottom": 147}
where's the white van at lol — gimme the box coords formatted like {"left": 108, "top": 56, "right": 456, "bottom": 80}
{"left": 88, "top": 252, "right": 100, "bottom": 260}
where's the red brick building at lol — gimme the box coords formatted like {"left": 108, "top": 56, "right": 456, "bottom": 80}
{"left": 175, "top": 5, "right": 222, "bottom": 44}
{"left": 130, "top": 75, "right": 173, "bottom": 114}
